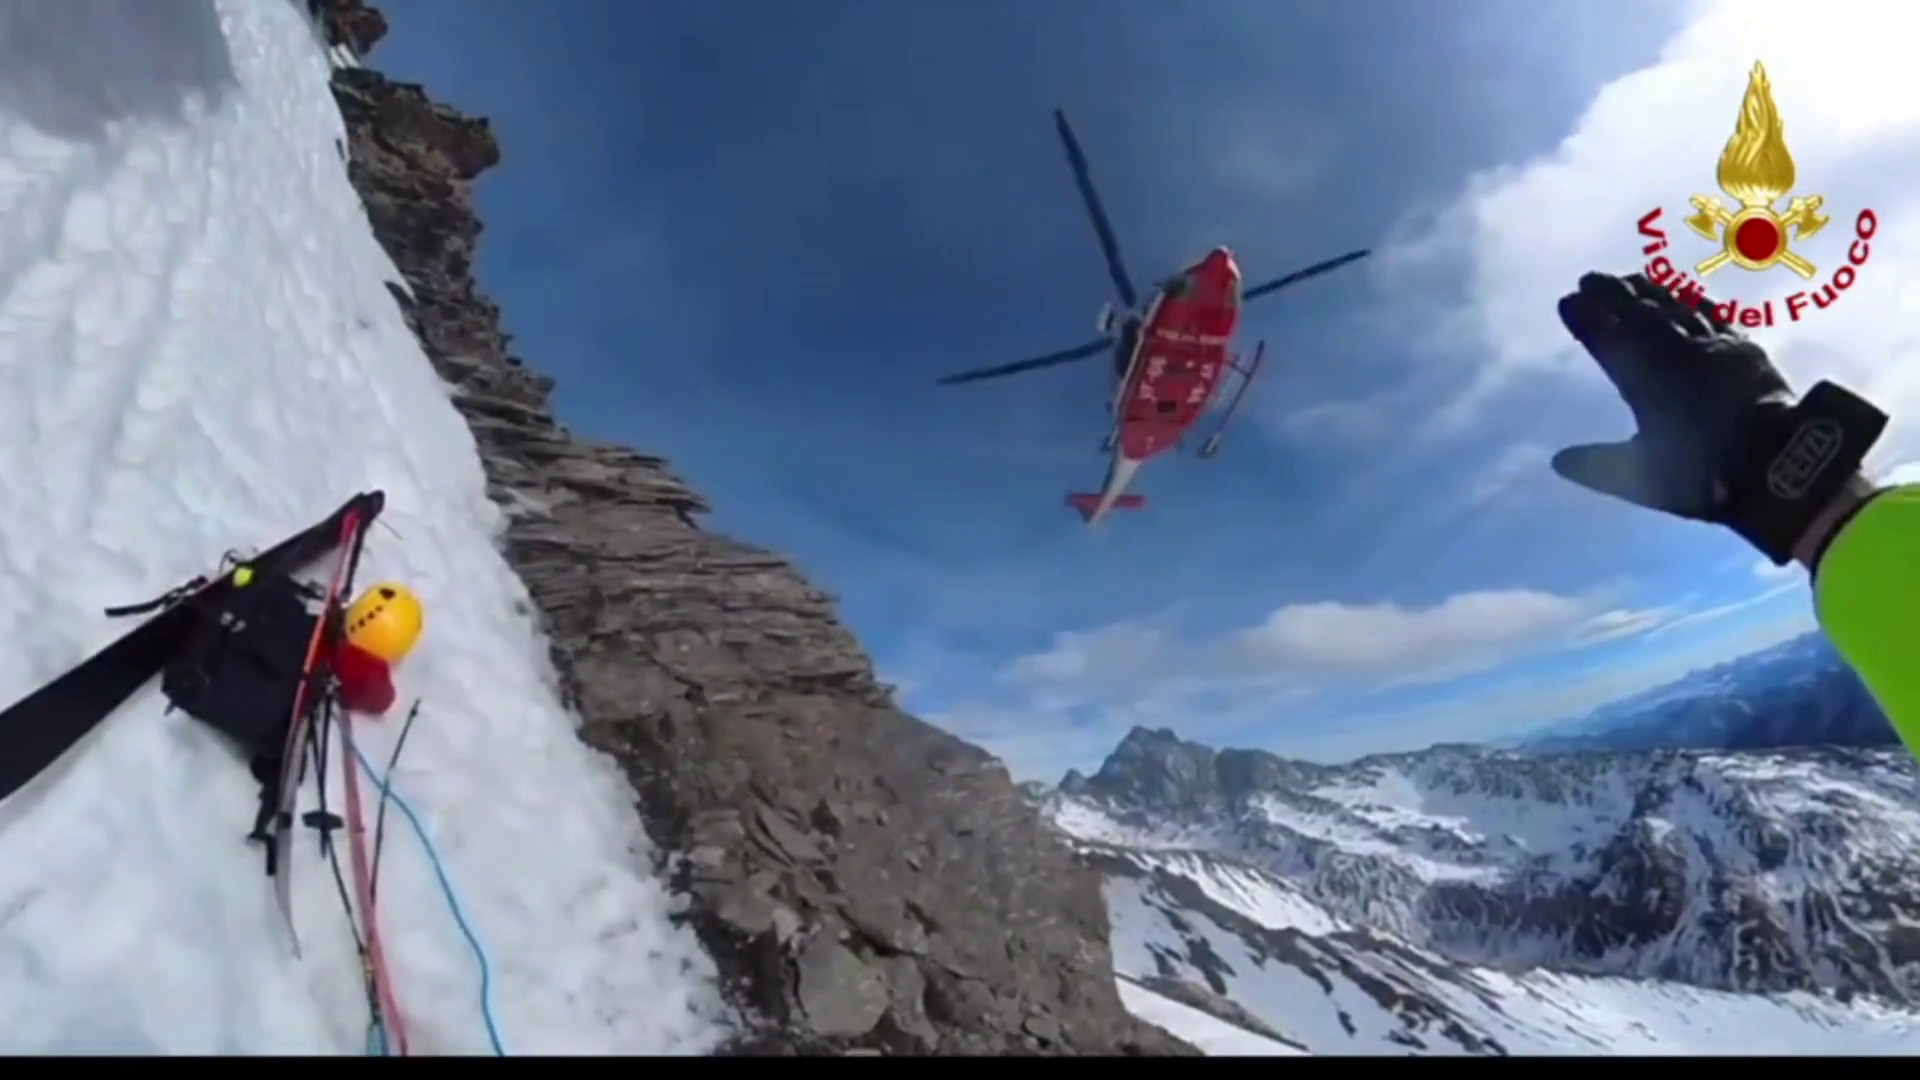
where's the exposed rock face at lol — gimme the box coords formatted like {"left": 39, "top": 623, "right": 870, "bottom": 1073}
{"left": 311, "top": 0, "right": 386, "bottom": 56}
{"left": 306, "top": 0, "right": 1194, "bottom": 1056}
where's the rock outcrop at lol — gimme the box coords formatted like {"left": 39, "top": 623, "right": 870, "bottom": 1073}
{"left": 306, "top": 0, "right": 1195, "bottom": 1056}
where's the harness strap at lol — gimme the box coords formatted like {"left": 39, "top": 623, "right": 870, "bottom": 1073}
{"left": 246, "top": 755, "right": 287, "bottom": 875}
{"left": 104, "top": 575, "right": 213, "bottom": 619}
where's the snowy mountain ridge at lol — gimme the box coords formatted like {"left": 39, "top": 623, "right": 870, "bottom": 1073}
{"left": 1518, "top": 632, "right": 1893, "bottom": 754}
{"left": 1043, "top": 727, "right": 1920, "bottom": 1053}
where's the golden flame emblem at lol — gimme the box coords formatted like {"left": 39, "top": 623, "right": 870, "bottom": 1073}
{"left": 1683, "top": 61, "right": 1831, "bottom": 279}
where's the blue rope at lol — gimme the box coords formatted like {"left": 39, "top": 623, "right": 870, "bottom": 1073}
{"left": 349, "top": 740, "right": 509, "bottom": 1057}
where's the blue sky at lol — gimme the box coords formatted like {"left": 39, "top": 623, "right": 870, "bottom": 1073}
{"left": 369, "top": 0, "right": 1866, "bottom": 781}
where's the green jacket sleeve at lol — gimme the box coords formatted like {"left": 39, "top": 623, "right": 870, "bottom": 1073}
{"left": 1814, "top": 484, "right": 1920, "bottom": 755}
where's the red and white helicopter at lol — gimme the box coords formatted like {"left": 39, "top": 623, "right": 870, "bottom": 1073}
{"left": 937, "top": 109, "right": 1370, "bottom": 525}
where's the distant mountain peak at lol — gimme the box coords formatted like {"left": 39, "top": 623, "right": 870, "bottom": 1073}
{"left": 1061, "top": 727, "right": 1344, "bottom": 818}
{"left": 1063, "top": 727, "right": 1220, "bottom": 808}
{"left": 1517, "top": 629, "right": 1891, "bottom": 754}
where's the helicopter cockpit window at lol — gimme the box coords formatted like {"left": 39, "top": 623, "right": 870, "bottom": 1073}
{"left": 1164, "top": 273, "right": 1193, "bottom": 299}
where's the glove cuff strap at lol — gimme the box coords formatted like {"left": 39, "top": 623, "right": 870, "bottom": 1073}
{"left": 1727, "top": 381, "right": 1887, "bottom": 565}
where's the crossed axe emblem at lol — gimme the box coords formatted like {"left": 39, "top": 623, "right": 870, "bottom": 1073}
{"left": 1683, "top": 194, "right": 1831, "bottom": 279}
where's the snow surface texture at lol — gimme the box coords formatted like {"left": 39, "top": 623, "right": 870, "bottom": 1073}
{"left": 1049, "top": 741, "right": 1920, "bottom": 1054}
{"left": 1089, "top": 843, "right": 1920, "bottom": 1055}
{"left": 1114, "top": 980, "right": 1301, "bottom": 1056}
{"left": 0, "top": 0, "right": 725, "bottom": 1055}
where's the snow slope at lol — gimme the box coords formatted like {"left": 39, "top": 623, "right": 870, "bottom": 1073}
{"left": 1085, "top": 842, "right": 1920, "bottom": 1054}
{"left": 1115, "top": 979, "right": 1303, "bottom": 1056}
{"left": 0, "top": 0, "right": 724, "bottom": 1054}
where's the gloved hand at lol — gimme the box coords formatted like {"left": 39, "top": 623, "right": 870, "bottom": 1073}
{"left": 1551, "top": 271, "right": 1887, "bottom": 566}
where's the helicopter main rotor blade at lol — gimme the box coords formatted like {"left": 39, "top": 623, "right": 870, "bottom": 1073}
{"left": 1054, "top": 109, "right": 1139, "bottom": 310}
{"left": 1241, "top": 248, "right": 1371, "bottom": 302}
{"left": 936, "top": 338, "right": 1109, "bottom": 386}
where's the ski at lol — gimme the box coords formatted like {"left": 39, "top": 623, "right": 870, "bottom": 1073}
{"left": 0, "top": 492, "right": 387, "bottom": 807}
{"left": 337, "top": 710, "right": 410, "bottom": 1053}
{"left": 265, "top": 503, "right": 373, "bottom": 955}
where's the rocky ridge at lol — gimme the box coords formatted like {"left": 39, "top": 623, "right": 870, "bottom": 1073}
{"left": 305, "top": 0, "right": 1194, "bottom": 1056}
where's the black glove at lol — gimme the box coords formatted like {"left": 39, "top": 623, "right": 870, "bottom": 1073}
{"left": 1552, "top": 271, "right": 1887, "bottom": 566}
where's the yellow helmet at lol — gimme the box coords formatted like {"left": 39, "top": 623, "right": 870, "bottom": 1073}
{"left": 344, "top": 583, "right": 424, "bottom": 664}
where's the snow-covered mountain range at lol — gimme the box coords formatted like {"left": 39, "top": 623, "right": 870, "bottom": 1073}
{"left": 1043, "top": 727, "right": 1920, "bottom": 1054}
{"left": 1517, "top": 632, "right": 1893, "bottom": 754}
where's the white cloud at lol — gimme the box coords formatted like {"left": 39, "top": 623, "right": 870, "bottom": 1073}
{"left": 999, "top": 587, "right": 1669, "bottom": 709}
{"left": 920, "top": 702, "right": 1095, "bottom": 784}
{"left": 1230, "top": 589, "right": 1661, "bottom": 684}
{"left": 1881, "top": 460, "right": 1920, "bottom": 487}
{"left": 1572, "top": 604, "right": 1678, "bottom": 643}
{"left": 1646, "top": 579, "right": 1807, "bottom": 639}
{"left": 1212, "top": 103, "right": 1336, "bottom": 203}
{"left": 1279, "top": 399, "right": 1387, "bottom": 446}
{"left": 1284, "top": 607, "right": 1821, "bottom": 762}
{"left": 934, "top": 591, "right": 1778, "bottom": 776}
{"left": 930, "top": 583, "right": 1801, "bottom": 777}
{"left": 1234, "top": 590, "right": 1580, "bottom": 672}
{"left": 1462, "top": 441, "right": 1550, "bottom": 508}
{"left": 1394, "top": 0, "right": 1920, "bottom": 463}
{"left": 1001, "top": 617, "right": 1180, "bottom": 702}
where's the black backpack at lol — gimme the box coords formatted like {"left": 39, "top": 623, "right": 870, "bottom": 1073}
{"left": 159, "top": 570, "right": 341, "bottom": 867}
{"left": 163, "top": 570, "right": 322, "bottom": 762}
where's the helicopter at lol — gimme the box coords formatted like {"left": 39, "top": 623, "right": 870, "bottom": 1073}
{"left": 936, "top": 109, "right": 1370, "bottom": 524}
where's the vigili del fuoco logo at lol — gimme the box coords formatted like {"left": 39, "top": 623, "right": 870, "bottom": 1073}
{"left": 1634, "top": 61, "right": 1879, "bottom": 328}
